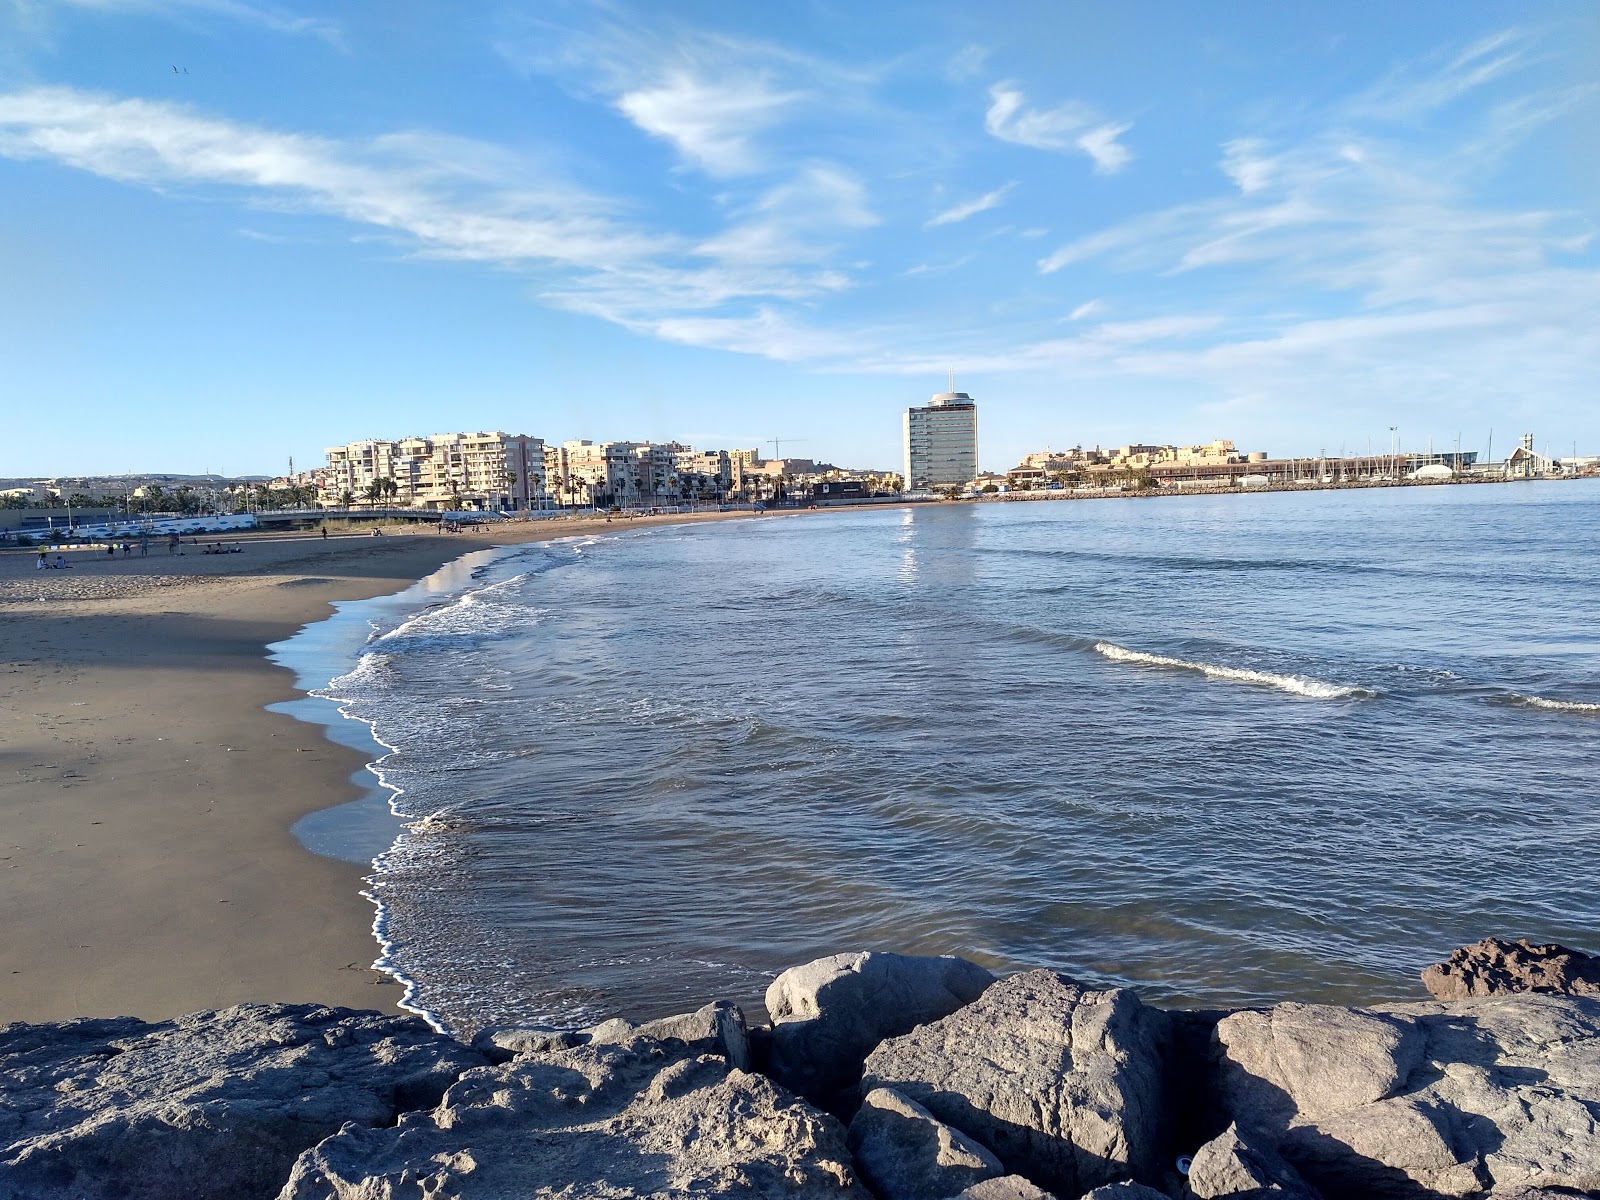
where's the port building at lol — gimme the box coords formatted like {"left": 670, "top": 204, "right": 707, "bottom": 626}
{"left": 904, "top": 389, "right": 978, "bottom": 491}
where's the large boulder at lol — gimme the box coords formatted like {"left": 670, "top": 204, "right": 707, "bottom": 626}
{"left": 848, "top": 1085, "right": 1005, "bottom": 1200}
{"left": 1184, "top": 1122, "right": 1318, "bottom": 1198}
{"left": 861, "top": 969, "right": 1169, "bottom": 1196}
{"left": 1214, "top": 994, "right": 1600, "bottom": 1198}
{"left": 0, "top": 1004, "right": 483, "bottom": 1200}
{"left": 279, "top": 1036, "right": 856, "bottom": 1198}
{"left": 765, "top": 951, "right": 995, "bottom": 1103}
{"left": 1422, "top": 938, "right": 1600, "bottom": 1000}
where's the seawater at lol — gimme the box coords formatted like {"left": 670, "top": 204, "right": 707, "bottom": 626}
{"left": 278, "top": 483, "right": 1600, "bottom": 1034}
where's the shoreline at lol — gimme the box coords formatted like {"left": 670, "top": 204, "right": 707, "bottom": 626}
{"left": 0, "top": 511, "right": 785, "bottom": 1024}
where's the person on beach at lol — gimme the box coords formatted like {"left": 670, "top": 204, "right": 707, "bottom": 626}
{"left": 54, "top": 554, "right": 69, "bottom": 569}
{"left": 106, "top": 543, "right": 115, "bottom": 557}
{"left": 321, "top": 527, "right": 328, "bottom": 539}
{"left": 139, "top": 535, "right": 148, "bottom": 556}
{"left": 35, "top": 550, "right": 47, "bottom": 569}
{"left": 167, "top": 533, "right": 179, "bottom": 555}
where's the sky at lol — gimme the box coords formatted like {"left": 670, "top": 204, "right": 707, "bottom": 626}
{"left": 1, "top": 1, "right": 1596, "bottom": 477}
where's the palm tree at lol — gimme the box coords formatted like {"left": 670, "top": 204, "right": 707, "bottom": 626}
{"left": 362, "top": 480, "right": 385, "bottom": 512}
{"left": 338, "top": 489, "right": 355, "bottom": 511}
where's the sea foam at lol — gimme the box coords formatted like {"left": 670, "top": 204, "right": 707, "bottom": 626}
{"left": 1093, "top": 642, "right": 1369, "bottom": 700}
{"left": 1508, "top": 694, "right": 1600, "bottom": 715}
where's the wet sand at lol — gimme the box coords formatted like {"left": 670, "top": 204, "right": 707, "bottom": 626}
{"left": 0, "top": 513, "right": 777, "bottom": 1023}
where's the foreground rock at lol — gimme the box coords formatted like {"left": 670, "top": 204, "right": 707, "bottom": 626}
{"left": 0, "top": 1004, "right": 483, "bottom": 1200}
{"left": 1422, "top": 937, "right": 1600, "bottom": 1000}
{"left": 1215, "top": 993, "right": 1600, "bottom": 1198}
{"left": 862, "top": 969, "right": 1168, "bottom": 1197}
{"left": 1184, "top": 1122, "right": 1317, "bottom": 1198}
{"left": 766, "top": 950, "right": 995, "bottom": 1104}
{"left": 280, "top": 1036, "right": 855, "bottom": 1198}
{"left": 848, "top": 1085, "right": 1005, "bottom": 1199}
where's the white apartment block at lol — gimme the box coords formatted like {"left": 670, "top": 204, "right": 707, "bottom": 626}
{"left": 323, "top": 432, "right": 547, "bottom": 511}
{"left": 674, "top": 448, "right": 733, "bottom": 493}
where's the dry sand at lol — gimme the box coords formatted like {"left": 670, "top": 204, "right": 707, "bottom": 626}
{"left": 0, "top": 512, "right": 781, "bottom": 1023}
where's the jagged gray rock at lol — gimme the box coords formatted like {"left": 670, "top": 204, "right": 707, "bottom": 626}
{"left": 470, "top": 1024, "right": 580, "bottom": 1061}
{"left": 279, "top": 1036, "right": 856, "bottom": 1198}
{"left": 1422, "top": 937, "right": 1600, "bottom": 1000}
{"left": 955, "top": 1177, "right": 1060, "bottom": 1199}
{"left": 1079, "top": 1184, "right": 1169, "bottom": 1199}
{"left": 1185, "top": 1122, "right": 1318, "bottom": 1198}
{"left": 862, "top": 969, "right": 1169, "bottom": 1197}
{"left": 848, "top": 1085, "right": 1005, "bottom": 1199}
{"left": 590, "top": 1000, "right": 751, "bottom": 1071}
{"left": 765, "top": 950, "right": 995, "bottom": 1103}
{"left": 1214, "top": 994, "right": 1600, "bottom": 1198}
{"left": 472, "top": 1001, "right": 750, "bottom": 1072}
{"left": 0, "top": 1004, "right": 483, "bottom": 1200}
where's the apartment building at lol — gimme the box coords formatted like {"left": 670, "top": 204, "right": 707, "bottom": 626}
{"left": 322, "top": 431, "right": 547, "bottom": 510}
{"left": 674, "top": 448, "right": 733, "bottom": 494}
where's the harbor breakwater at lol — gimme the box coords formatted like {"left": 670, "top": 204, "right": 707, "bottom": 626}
{"left": 2, "top": 938, "right": 1596, "bottom": 1200}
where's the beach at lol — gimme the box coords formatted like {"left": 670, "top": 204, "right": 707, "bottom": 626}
{"left": 0, "top": 514, "right": 769, "bottom": 1023}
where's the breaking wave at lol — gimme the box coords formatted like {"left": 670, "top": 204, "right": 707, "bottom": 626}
{"left": 1506, "top": 694, "right": 1600, "bottom": 715}
{"left": 1092, "top": 642, "right": 1371, "bottom": 700}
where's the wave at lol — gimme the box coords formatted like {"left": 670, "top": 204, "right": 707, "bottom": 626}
{"left": 1093, "top": 642, "right": 1371, "bottom": 700}
{"left": 1505, "top": 694, "right": 1600, "bottom": 715}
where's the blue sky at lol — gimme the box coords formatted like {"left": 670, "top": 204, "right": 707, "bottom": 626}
{"left": 1, "top": 1, "right": 1596, "bottom": 476}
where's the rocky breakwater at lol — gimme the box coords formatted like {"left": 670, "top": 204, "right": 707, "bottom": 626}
{"left": 1, "top": 941, "right": 1597, "bottom": 1199}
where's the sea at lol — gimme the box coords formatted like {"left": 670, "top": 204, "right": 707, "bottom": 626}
{"left": 270, "top": 482, "right": 1600, "bottom": 1035}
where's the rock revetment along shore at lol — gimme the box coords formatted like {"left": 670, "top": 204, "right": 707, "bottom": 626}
{"left": 2, "top": 939, "right": 1597, "bottom": 1199}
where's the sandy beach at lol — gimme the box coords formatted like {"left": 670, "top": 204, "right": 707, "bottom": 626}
{"left": 0, "top": 512, "right": 776, "bottom": 1023}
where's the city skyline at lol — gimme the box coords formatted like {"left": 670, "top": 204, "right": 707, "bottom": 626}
{"left": 2, "top": 2, "right": 1597, "bottom": 476}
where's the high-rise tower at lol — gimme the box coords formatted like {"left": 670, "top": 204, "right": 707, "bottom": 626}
{"left": 903, "top": 381, "right": 978, "bottom": 491}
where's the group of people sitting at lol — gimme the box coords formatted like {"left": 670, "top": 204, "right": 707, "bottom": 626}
{"left": 34, "top": 552, "right": 71, "bottom": 569}
{"left": 201, "top": 542, "right": 244, "bottom": 555}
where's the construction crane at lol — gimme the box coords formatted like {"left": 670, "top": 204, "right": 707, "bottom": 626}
{"left": 768, "top": 437, "right": 807, "bottom": 461}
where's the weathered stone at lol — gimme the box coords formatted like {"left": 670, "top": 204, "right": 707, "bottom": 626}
{"left": 954, "top": 1176, "right": 1060, "bottom": 1200}
{"left": 1422, "top": 938, "right": 1600, "bottom": 1000}
{"left": 848, "top": 1086, "right": 1004, "bottom": 1199}
{"left": 1185, "top": 1122, "right": 1317, "bottom": 1198}
{"left": 862, "top": 969, "right": 1169, "bottom": 1196}
{"left": 603, "top": 1000, "right": 751, "bottom": 1072}
{"left": 1079, "top": 1184, "right": 1169, "bottom": 1199}
{"left": 469, "top": 1024, "right": 579, "bottom": 1062}
{"left": 1214, "top": 994, "right": 1600, "bottom": 1198}
{"left": 0, "top": 1004, "right": 483, "bottom": 1200}
{"left": 279, "top": 1036, "right": 855, "bottom": 1198}
{"left": 765, "top": 950, "right": 995, "bottom": 1103}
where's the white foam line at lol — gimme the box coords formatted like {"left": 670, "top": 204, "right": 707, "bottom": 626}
{"left": 1510, "top": 694, "right": 1600, "bottom": 714}
{"left": 1093, "top": 642, "right": 1370, "bottom": 700}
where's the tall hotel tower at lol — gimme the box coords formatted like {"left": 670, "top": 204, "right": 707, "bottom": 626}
{"left": 903, "top": 381, "right": 978, "bottom": 491}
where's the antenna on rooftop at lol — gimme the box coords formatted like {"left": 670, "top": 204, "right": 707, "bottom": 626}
{"left": 947, "top": 365, "right": 955, "bottom": 393}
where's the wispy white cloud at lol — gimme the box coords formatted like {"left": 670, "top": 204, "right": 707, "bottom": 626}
{"left": 1346, "top": 28, "right": 1538, "bottom": 121}
{"left": 0, "top": 87, "right": 659, "bottom": 266}
{"left": 984, "top": 83, "right": 1132, "bottom": 173}
{"left": 1068, "top": 299, "right": 1103, "bottom": 320}
{"left": 696, "top": 164, "right": 877, "bottom": 266}
{"left": 924, "top": 181, "right": 1014, "bottom": 229}
{"left": 617, "top": 70, "right": 800, "bottom": 176}
{"left": 0, "top": 84, "right": 890, "bottom": 367}
{"left": 49, "top": 0, "right": 341, "bottom": 45}
{"left": 944, "top": 44, "right": 990, "bottom": 83}
{"left": 904, "top": 255, "right": 973, "bottom": 277}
